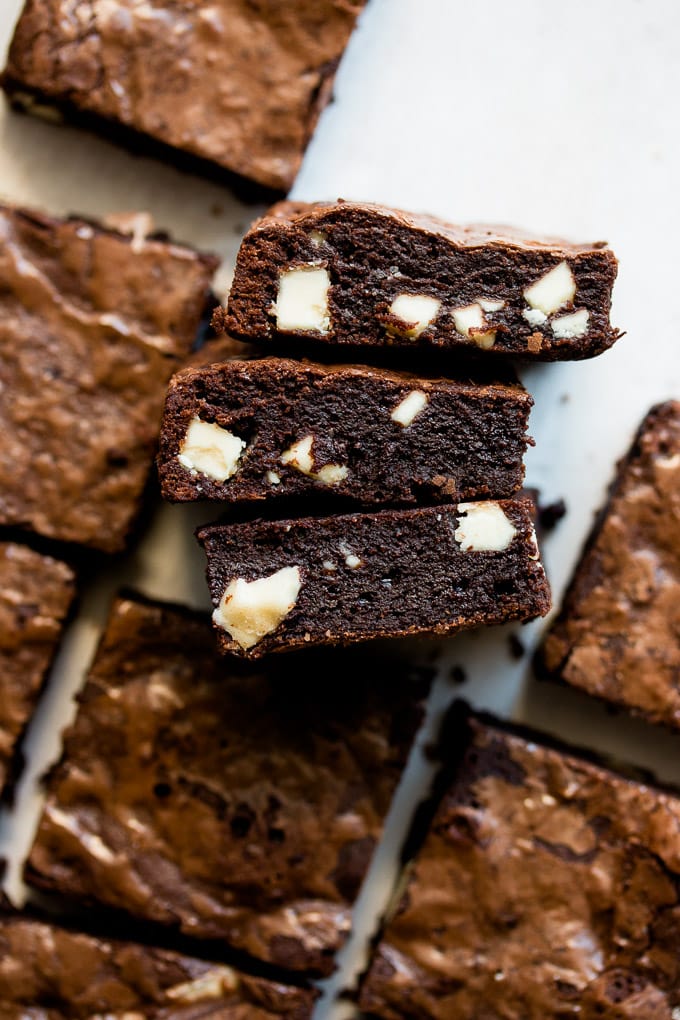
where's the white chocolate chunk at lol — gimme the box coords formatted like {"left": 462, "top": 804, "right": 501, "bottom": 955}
{"left": 523, "top": 261, "right": 576, "bottom": 315}
{"left": 522, "top": 307, "right": 548, "bottom": 327}
{"left": 213, "top": 567, "right": 302, "bottom": 650}
{"left": 452, "top": 303, "right": 496, "bottom": 349}
{"left": 391, "top": 390, "right": 429, "bottom": 427}
{"left": 178, "top": 418, "right": 246, "bottom": 482}
{"left": 275, "top": 266, "right": 330, "bottom": 332}
{"left": 551, "top": 308, "right": 590, "bottom": 339}
{"left": 454, "top": 501, "right": 517, "bottom": 552}
{"left": 280, "top": 435, "right": 348, "bottom": 486}
{"left": 309, "top": 230, "right": 327, "bottom": 245}
{"left": 167, "top": 967, "right": 239, "bottom": 1003}
{"left": 267, "top": 470, "right": 281, "bottom": 485}
{"left": 388, "top": 293, "right": 441, "bottom": 337}
{"left": 478, "top": 298, "right": 505, "bottom": 312}
{"left": 339, "top": 542, "right": 362, "bottom": 569}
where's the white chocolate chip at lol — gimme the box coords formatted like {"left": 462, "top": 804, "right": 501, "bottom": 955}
{"left": 523, "top": 261, "right": 576, "bottom": 315}
{"left": 322, "top": 559, "right": 337, "bottom": 571}
{"left": 309, "top": 230, "right": 327, "bottom": 245}
{"left": 550, "top": 308, "right": 590, "bottom": 339}
{"left": 213, "top": 567, "right": 302, "bottom": 650}
{"left": 167, "top": 967, "right": 239, "bottom": 1003}
{"left": 280, "top": 435, "right": 348, "bottom": 486}
{"left": 453, "top": 501, "right": 517, "bottom": 552}
{"left": 275, "top": 266, "right": 330, "bottom": 332}
{"left": 339, "top": 542, "right": 362, "bottom": 569}
{"left": 391, "top": 390, "right": 429, "bottom": 427}
{"left": 178, "top": 418, "right": 246, "bottom": 482}
{"left": 452, "top": 303, "right": 496, "bottom": 349}
{"left": 388, "top": 294, "right": 441, "bottom": 337}
{"left": 478, "top": 298, "right": 505, "bottom": 312}
{"left": 267, "top": 471, "right": 281, "bottom": 485}
{"left": 522, "top": 308, "right": 548, "bottom": 327}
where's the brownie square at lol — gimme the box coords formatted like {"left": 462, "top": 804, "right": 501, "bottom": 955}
{"left": 540, "top": 401, "right": 680, "bottom": 730}
{"left": 360, "top": 706, "right": 680, "bottom": 1019}
{"left": 198, "top": 500, "right": 551, "bottom": 658}
{"left": 0, "top": 907, "right": 316, "bottom": 1018}
{"left": 0, "top": 541, "right": 75, "bottom": 798}
{"left": 219, "top": 200, "right": 620, "bottom": 360}
{"left": 26, "top": 593, "right": 428, "bottom": 976}
{"left": 2, "top": 1, "right": 365, "bottom": 193}
{"left": 158, "top": 357, "right": 533, "bottom": 508}
{"left": 0, "top": 204, "right": 217, "bottom": 552}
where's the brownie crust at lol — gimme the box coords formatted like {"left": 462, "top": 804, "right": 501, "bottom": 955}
{"left": 360, "top": 706, "right": 680, "bottom": 1019}
{"left": 26, "top": 594, "right": 427, "bottom": 976}
{"left": 0, "top": 541, "right": 75, "bottom": 797}
{"left": 539, "top": 401, "right": 680, "bottom": 731}
{"left": 2, "top": 1, "right": 364, "bottom": 193}
{"left": 158, "top": 356, "right": 533, "bottom": 507}
{"left": 0, "top": 909, "right": 315, "bottom": 1018}
{"left": 220, "top": 201, "right": 619, "bottom": 360}
{"left": 197, "top": 500, "right": 551, "bottom": 658}
{"left": 0, "top": 203, "right": 217, "bottom": 552}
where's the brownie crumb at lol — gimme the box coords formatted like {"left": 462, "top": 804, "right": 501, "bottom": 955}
{"left": 538, "top": 498, "right": 567, "bottom": 531}
{"left": 507, "top": 633, "right": 525, "bottom": 660}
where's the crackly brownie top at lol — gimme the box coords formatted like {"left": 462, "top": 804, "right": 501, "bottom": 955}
{"left": 3, "top": 1, "right": 364, "bottom": 191}
{"left": 0, "top": 541, "right": 75, "bottom": 796}
{"left": 360, "top": 709, "right": 680, "bottom": 1020}
{"left": 0, "top": 910, "right": 315, "bottom": 1018}
{"left": 541, "top": 401, "right": 680, "bottom": 731}
{"left": 0, "top": 204, "right": 217, "bottom": 551}
{"left": 27, "top": 594, "right": 427, "bottom": 976}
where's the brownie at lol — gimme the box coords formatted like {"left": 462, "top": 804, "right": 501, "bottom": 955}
{"left": 2, "top": 1, "right": 364, "bottom": 193}
{"left": 0, "top": 909, "right": 315, "bottom": 1018}
{"left": 25, "top": 594, "right": 428, "bottom": 977}
{"left": 0, "top": 203, "right": 218, "bottom": 552}
{"left": 197, "top": 500, "right": 550, "bottom": 658}
{"left": 0, "top": 541, "right": 75, "bottom": 798}
{"left": 360, "top": 705, "right": 680, "bottom": 1020}
{"left": 158, "top": 356, "right": 533, "bottom": 508}
{"left": 539, "top": 401, "right": 680, "bottom": 731}
{"left": 219, "top": 200, "right": 620, "bottom": 360}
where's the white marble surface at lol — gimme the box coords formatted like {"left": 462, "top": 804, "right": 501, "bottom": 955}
{"left": 1, "top": 1, "right": 680, "bottom": 1016}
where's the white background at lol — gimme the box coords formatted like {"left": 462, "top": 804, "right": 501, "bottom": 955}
{"left": 1, "top": 1, "right": 680, "bottom": 1016}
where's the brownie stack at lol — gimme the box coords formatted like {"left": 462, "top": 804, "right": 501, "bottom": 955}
{"left": 158, "top": 199, "right": 621, "bottom": 658}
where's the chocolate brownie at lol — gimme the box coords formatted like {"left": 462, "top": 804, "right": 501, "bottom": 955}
{"left": 219, "top": 201, "right": 620, "bottom": 360}
{"left": 0, "top": 908, "right": 315, "bottom": 1018}
{"left": 26, "top": 594, "right": 428, "bottom": 976}
{"left": 2, "top": 1, "right": 364, "bottom": 193}
{"left": 360, "top": 705, "right": 680, "bottom": 1020}
{"left": 0, "top": 541, "right": 75, "bottom": 798}
{"left": 0, "top": 203, "right": 217, "bottom": 552}
{"left": 197, "top": 500, "right": 550, "bottom": 658}
{"left": 158, "top": 357, "right": 533, "bottom": 507}
{"left": 539, "top": 401, "right": 680, "bottom": 730}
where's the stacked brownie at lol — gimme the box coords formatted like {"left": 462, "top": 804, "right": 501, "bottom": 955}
{"left": 158, "top": 199, "right": 622, "bottom": 658}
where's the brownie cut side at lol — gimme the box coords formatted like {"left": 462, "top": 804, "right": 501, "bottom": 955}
{"left": 220, "top": 201, "right": 619, "bottom": 361}
{"left": 0, "top": 203, "right": 217, "bottom": 552}
{"left": 1, "top": 1, "right": 364, "bottom": 193}
{"left": 0, "top": 908, "right": 316, "bottom": 1018}
{"left": 158, "top": 357, "right": 533, "bottom": 507}
{"left": 25, "top": 594, "right": 429, "bottom": 977}
{"left": 539, "top": 401, "right": 680, "bottom": 731}
{"left": 359, "top": 705, "right": 680, "bottom": 1020}
{"left": 197, "top": 500, "right": 551, "bottom": 659}
{"left": 0, "top": 541, "right": 75, "bottom": 799}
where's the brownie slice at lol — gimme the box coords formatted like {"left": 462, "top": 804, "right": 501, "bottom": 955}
{"left": 360, "top": 705, "right": 680, "bottom": 1020}
{"left": 0, "top": 203, "right": 217, "bottom": 552}
{"left": 2, "top": 1, "right": 364, "bottom": 193}
{"left": 158, "top": 357, "right": 533, "bottom": 508}
{"left": 539, "top": 402, "right": 680, "bottom": 731}
{"left": 25, "top": 594, "right": 428, "bottom": 977}
{"left": 197, "top": 500, "right": 550, "bottom": 658}
{"left": 0, "top": 908, "right": 315, "bottom": 1018}
{"left": 219, "top": 201, "right": 620, "bottom": 361}
{"left": 0, "top": 541, "right": 75, "bottom": 798}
